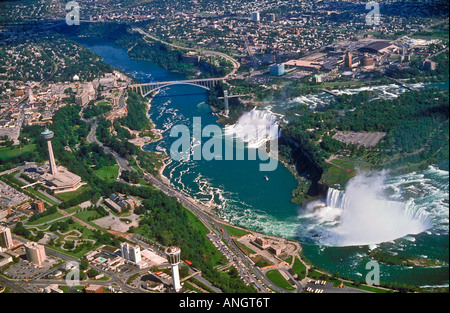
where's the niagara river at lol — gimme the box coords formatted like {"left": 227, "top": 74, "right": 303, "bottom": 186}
{"left": 75, "top": 36, "right": 449, "bottom": 288}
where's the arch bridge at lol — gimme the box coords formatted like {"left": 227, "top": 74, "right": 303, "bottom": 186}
{"left": 129, "top": 78, "right": 223, "bottom": 97}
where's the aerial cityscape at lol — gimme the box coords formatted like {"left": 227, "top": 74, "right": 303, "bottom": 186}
{"left": 0, "top": 0, "right": 448, "bottom": 303}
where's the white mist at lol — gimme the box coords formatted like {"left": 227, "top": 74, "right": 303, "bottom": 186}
{"left": 320, "top": 172, "right": 433, "bottom": 246}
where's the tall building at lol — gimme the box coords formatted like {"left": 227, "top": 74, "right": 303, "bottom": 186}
{"left": 0, "top": 226, "right": 14, "bottom": 250}
{"left": 269, "top": 64, "right": 285, "bottom": 76}
{"left": 166, "top": 246, "right": 182, "bottom": 292}
{"left": 344, "top": 51, "right": 353, "bottom": 68}
{"left": 41, "top": 129, "right": 58, "bottom": 176}
{"left": 121, "top": 243, "right": 141, "bottom": 263}
{"left": 267, "top": 13, "right": 276, "bottom": 22}
{"left": 251, "top": 12, "right": 260, "bottom": 22}
{"left": 25, "top": 242, "right": 46, "bottom": 266}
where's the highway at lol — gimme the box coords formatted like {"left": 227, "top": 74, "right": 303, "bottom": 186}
{"left": 133, "top": 27, "right": 240, "bottom": 78}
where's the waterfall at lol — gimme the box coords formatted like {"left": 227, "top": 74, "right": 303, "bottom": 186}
{"left": 224, "top": 109, "right": 280, "bottom": 149}
{"left": 315, "top": 173, "right": 434, "bottom": 246}
{"left": 325, "top": 188, "right": 349, "bottom": 210}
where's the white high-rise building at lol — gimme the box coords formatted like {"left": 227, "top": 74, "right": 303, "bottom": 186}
{"left": 121, "top": 243, "right": 141, "bottom": 263}
{"left": 166, "top": 246, "right": 182, "bottom": 292}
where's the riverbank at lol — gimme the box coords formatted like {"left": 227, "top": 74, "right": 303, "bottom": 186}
{"left": 127, "top": 90, "right": 163, "bottom": 149}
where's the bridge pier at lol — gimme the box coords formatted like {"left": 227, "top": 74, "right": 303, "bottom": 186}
{"left": 223, "top": 90, "right": 229, "bottom": 116}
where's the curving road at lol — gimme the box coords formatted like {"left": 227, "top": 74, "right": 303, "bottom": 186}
{"left": 132, "top": 27, "right": 240, "bottom": 78}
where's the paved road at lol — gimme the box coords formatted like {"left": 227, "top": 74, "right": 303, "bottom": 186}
{"left": 133, "top": 27, "right": 240, "bottom": 78}
{"left": 84, "top": 115, "right": 135, "bottom": 175}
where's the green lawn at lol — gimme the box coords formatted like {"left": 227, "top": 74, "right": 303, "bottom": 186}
{"left": 96, "top": 101, "right": 111, "bottom": 107}
{"left": 234, "top": 239, "right": 256, "bottom": 256}
{"left": 74, "top": 209, "right": 103, "bottom": 222}
{"left": 94, "top": 165, "right": 119, "bottom": 181}
{"left": 25, "top": 212, "right": 65, "bottom": 226}
{"left": 55, "top": 185, "right": 91, "bottom": 202}
{"left": 292, "top": 257, "right": 307, "bottom": 280}
{"left": 0, "top": 143, "right": 36, "bottom": 162}
{"left": 45, "top": 220, "right": 100, "bottom": 259}
{"left": 321, "top": 157, "right": 372, "bottom": 186}
{"left": 265, "top": 269, "right": 296, "bottom": 290}
{"left": 343, "top": 281, "right": 390, "bottom": 293}
{"left": 220, "top": 223, "right": 250, "bottom": 238}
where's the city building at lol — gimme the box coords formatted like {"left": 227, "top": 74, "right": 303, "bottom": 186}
{"left": 0, "top": 251, "right": 13, "bottom": 267}
{"left": 104, "top": 198, "right": 122, "bottom": 213}
{"left": 251, "top": 12, "right": 260, "bottom": 22}
{"left": 44, "top": 284, "right": 64, "bottom": 293}
{"left": 358, "top": 41, "right": 398, "bottom": 54}
{"left": 0, "top": 226, "right": 14, "bottom": 250}
{"left": 75, "top": 91, "right": 90, "bottom": 106}
{"left": 121, "top": 243, "right": 142, "bottom": 264}
{"left": 283, "top": 59, "right": 322, "bottom": 72}
{"left": 252, "top": 236, "right": 270, "bottom": 249}
{"left": 25, "top": 242, "right": 46, "bottom": 266}
{"left": 166, "top": 246, "right": 182, "bottom": 292}
{"left": 423, "top": 59, "right": 436, "bottom": 71}
{"left": 344, "top": 51, "right": 353, "bottom": 68}
{"left": 313, "top": 74, "right": 325, "bottom": 82}
{"left": 75, "top": 82, "right": 96, "bottom": 106}
{"left": 0, "top": 207, "right": 12, "bottom": 222}
{"left": 32, "top": 201, "right": 45, "bottom": 213}
{"left": 269, "top": 63, "right": 285, "bottom": 76}
{"left": 85, "top": 284, "right": 104, "bottom": 293}
{"left": 361, "top": 55, "right": 375, "bottom": 69}
{"left": 182, "top": 52, "right": 201, "bottom": 65}
{"left": 107, "top": 193, "right": 136, "bottom": 212}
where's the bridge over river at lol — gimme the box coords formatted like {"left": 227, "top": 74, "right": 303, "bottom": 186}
{"left": 129, "top": 78, "right": 224, "bottom": 97}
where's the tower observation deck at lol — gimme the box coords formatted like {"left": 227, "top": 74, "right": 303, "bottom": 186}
{"left": 40, "top": 129, "right": 57, "bottom": 176}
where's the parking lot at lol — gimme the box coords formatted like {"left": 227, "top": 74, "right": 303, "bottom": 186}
{"left": 333, "top": 131, "right": 386, "bottom": 147}
{"left": 3, "top": 255, "right": 58, "bottom": 280}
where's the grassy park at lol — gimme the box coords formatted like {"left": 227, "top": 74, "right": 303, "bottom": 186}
{"left": 0, "top": 143, "right": 36, "bottom": 162}
{"left": 55, "top": 184, "right": 91, "bottom": 202}
{"left": 94, "top": 165, "right": 119, "bottom": 181}
{"left": 265, "top": 269, "right": 296, "bottom": 291}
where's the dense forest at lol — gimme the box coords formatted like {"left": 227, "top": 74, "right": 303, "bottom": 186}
{"left": 118, "top": 90, "right": 149, "bottom": 131}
